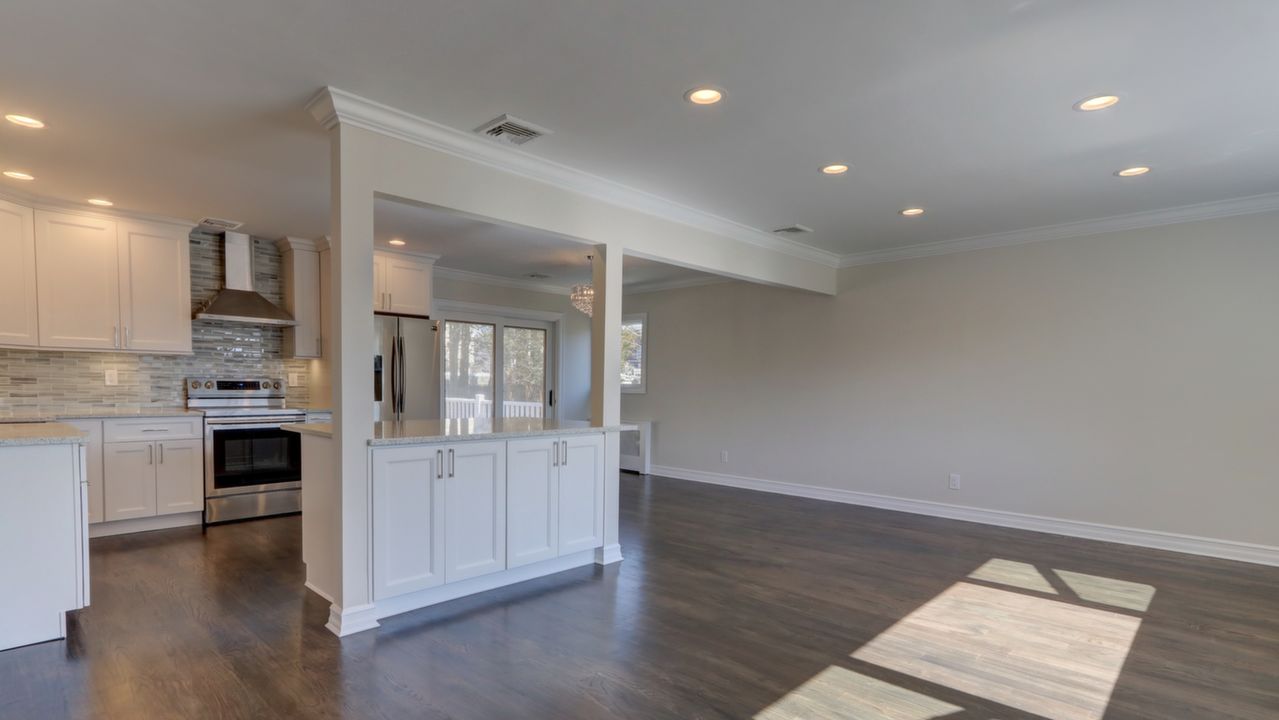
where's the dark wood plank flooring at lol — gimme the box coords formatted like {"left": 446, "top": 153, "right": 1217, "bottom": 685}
{"left": 2, "top": 474, "right": 1277, "bottom": 719}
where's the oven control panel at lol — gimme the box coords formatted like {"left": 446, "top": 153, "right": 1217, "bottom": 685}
{"left": 186, "top": 378, "right": 285, "bottom": 398}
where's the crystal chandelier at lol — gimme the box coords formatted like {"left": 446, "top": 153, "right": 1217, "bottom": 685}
{"left": 570, "top": 255, "right": 595, "bottom": 317}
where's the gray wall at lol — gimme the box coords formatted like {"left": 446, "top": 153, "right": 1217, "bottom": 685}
{"left": 0, "top": 230, "right": 311, "bottom": 415}
{"left": 622, "top": 211, "right": 1279, "bottom": 546}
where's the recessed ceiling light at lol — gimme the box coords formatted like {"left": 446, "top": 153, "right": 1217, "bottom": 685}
{"left": 5, "top": 114, "right": 45, "bottom": 129}
{"left": 87, "top": 198, "right": 114, "bottom": 207}
{"left": 684, "top": 87, "right": 724, "bottom": 105}
{"left": 388, "top": 238, "right": 406, "bottom": 246}
{"left": 900, "top": 207, "right": 925, "bottom": 217}
{"left": 1115, "top": 166, "right": 1151, "bottom": 177}
{"left": 821, "top": 164, "right": 849, "bottom": 175}
{"left": 1074, "top": 95, "right": 1120, "bottom": 112}
{"left": 3, "top": 170, "right": 34, "bottom": 181}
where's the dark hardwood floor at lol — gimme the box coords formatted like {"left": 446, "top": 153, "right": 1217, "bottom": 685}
{"left": 2, "top": 474, "right": 1277, "bottom": 719}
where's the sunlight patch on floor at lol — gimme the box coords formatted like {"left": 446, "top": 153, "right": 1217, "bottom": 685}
{"left": 754, "top": 665, "right": 962, "bottom": 720}
{"left": 968, "top": 558, "right": 1058, "bottom": 594}
{"left": 1054, "top": 569, "right": 1156, "bottom": 612}
{"left": 851, "top": 582, "right": 1141, "bottom": 720}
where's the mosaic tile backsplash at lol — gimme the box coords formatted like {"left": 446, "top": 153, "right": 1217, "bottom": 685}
{"left": 0, "top": 230, "right": 313, "bottom": 416}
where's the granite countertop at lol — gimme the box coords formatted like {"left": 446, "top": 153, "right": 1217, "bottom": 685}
{"left": 0, "top": 422, "right": 88, "bottom": 447}
{"left": 284, "top": 418, "right": 636, "bottom": 445}
{"left": 0, "top": 408, "right": 202, "bottom": 422}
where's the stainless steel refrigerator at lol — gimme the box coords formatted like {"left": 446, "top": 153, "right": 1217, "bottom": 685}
{"left": 374, "top": 315, "right": 439, "bottom": 421}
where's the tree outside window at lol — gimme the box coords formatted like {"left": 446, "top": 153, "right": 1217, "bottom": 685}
{"left": 621, "top": 314, "right": 646, "bottom": 393}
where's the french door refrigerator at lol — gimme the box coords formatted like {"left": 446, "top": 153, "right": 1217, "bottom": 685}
{"left": 374, "top": 315, "right": 439, "bottom": 421}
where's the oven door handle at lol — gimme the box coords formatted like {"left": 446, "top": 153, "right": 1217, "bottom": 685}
{"left": 205, "top": 418, "right": 305, "bottom": 428}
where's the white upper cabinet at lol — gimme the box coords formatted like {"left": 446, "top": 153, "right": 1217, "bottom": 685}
{"left": 36, "top": 211, "right": 121, "bottom": 350}
{"left": 17, "top": 206, "right": 192, "bottom": 354}
{"left": 118, "top": 220, "right": 192, "bottom": 353}
{"left": 279, "top": 237, "right": 322, "bottom": 359}
{"left": 0, "top": 198, "right": 39, "bottom": 347}
{"left": 373, "top": 251, "right": 434, "bottom": 317}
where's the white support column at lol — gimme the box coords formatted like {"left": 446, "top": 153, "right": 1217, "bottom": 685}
{"left": 591, "top": 246, "right": 624, "bottom": 565}
{"left": 326, "top": 124, "right": 379, "bottom": 635}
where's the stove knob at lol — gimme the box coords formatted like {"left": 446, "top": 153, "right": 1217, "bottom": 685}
{"left": 273, "top": 382, "right": 281, "bottom": 390}
{"left": 190, "top": 381, "right": 199, "bottom": 389}
{"left": 261, "top": 381, "right": 270, "bottom": 389}
{"left": 204, "top": 381, "right": 214, "bottom": 389}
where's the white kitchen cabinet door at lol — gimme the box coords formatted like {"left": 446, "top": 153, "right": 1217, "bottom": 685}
{"left": 506, "top": 438, "right": 559, "bottom": 569}
{"left": 103, "top": 441, "right": 156, "bottom": 521}
{"left": 558, "top": 434, "right": 605, "bottom": 555}
{"left": 0, "top": 198, "right": 39, "bottom": 347}
{"left": 443, "top": 441, "right": 506, "bottom": 583}
{"left": 384, "top": 255, "right": 432, "bottom": 317}
{"left": 373, "top": 253, "right": 387, "bottom": 311}
{"left": 372, "top": 446, "right": 446, "bottom": 600}
{"left": 155, "top": 439, "right": 203, "bottom": 515}
{"left": 67, "top": 420, "right": 105, "bottom": 524}
{"left": 280, "top": 240, "right": 321, "bottom": 358}
{"left": 35, "top": 211, "right": 120, "bottom": 350}
{"left": 117, "top": 220, "right": 191, "bottom": 353}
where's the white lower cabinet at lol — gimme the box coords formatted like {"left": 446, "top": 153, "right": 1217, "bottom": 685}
{"left": 442, "top": 441, "right": 507, "bottom": 583}
{"left": 101, "top": 419, "right": 203, "bottom": 523}
{"left": 372, "top": 446, "right": 445, "bottom": 599}
{"left": 371, "top": 433, "right": 604, "bottom": 602}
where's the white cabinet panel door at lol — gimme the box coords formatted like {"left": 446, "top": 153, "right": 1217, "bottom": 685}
{"left": 118, "top": 221, "right": 191, "bottom": 353}
{"left": 443, "top": 441, "right": 506, "bottom": 582}
{"left": 281, "top": 245, "right": 320, "bottom": 358}
{"left": 506, "top": 438, "right": 558, "bottom": 569}
{"left": 103, "top": 441, "right": 156, "bottom": 521}
{"left": 155, "top": 439, "right": 203, "bottom": 515}
{"left": 385, "top": 256, "right": 432, "bottom": 317}
{"left": 372, "top": 447, "right": 445, "bottom": 600}
{"left": 0, "top": 198, "right": 39, "bottom": 347}
{"left": 35, "top": 211, "right": 120, "bottom": 350}
{"left": 67, "top": 420, "right": 104, "bottom": 524}
{"left": 558, "top": 434, "right": 605, "bottom": 555}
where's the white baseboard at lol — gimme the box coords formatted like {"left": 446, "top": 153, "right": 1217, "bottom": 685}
{"left": 304, "top": 581, "right": 335, "bottom": 605}
{"left": 649, "top": 465, "right": 1279, "bottom": 567}
{"left": 89, "top": 512, "right": 202, "bottom": 538}
{"left": 595, "top": 544, "right": 623, "bottom": 565}
{"left": 327, "top": 602, "right": 380, "bottom": 637}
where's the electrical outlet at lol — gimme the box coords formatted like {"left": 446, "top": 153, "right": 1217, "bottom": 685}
{"left": 720, "top": 450, "right": 729, "bottom": 463}
{"left": 949, "top": 473, "right": 961, "bottom": 490}
{"left": 104, "top": 369, "right": 119, "bottom": 386}
{"left": 288, "top": 373, "right": 301, "bottom": 387}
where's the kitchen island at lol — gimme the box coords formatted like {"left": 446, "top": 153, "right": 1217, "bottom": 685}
{"left": 284, "top": 418, "right": 630, "bottom": 635}
{"left": 0, "top": 422, "right": 90, "bottom": 652}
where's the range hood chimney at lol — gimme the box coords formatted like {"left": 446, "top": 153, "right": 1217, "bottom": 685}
{"left": 195, "top": 232, "right": 296, "bottom": 326}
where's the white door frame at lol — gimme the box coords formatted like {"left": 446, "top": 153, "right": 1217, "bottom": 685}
{"left": 433, "top": 300, "right": 563, "bottom": 420}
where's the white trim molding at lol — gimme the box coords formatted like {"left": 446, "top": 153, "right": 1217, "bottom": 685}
{"left": 650, "top": 465, "right": 1279, "bottom": 567}
{"left": 434, "top": 266, "right": 572, "bottom": 296}
{"left": 326, "top": 602, "right": 380, "bottom": 637}
{"left": 306, "top": 87, "right": 841, "bottom": 269}
{"left": 839, "top": 191, "right": 1279, "bottom": 268}
{"left": 624, "top": 275, "right": 732, "bottom": 295}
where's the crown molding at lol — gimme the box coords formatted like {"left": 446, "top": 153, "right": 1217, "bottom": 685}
{"left": 277, "top": 236, "right": 323, "bottom": 253}
{"left": 624, "top": 275, "right": 732, "bottom": 295}
{"left": 840, "top": 191, "right": 1279, "bottom": 268}
{"left": 433, "top": 266, "right": 572, "bottom": 296}
{"left": 306, "top": 87, "right": 840, "bottom": 269}
{"left": 0, "top": 187, "right": 196, "bottom": 230}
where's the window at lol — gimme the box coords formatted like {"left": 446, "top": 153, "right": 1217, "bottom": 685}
{"left": 621, "top": 313, "right": 646, "bottom": 394}
{"left": 435, "top": 301, "right": 559, "bottom": 419}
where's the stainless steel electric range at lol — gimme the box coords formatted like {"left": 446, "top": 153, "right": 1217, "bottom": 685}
{"left": 187, "top": 378, "right": 305, "bottom": 523}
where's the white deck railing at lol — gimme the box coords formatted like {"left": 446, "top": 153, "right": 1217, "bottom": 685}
{"left": 445, "top": 395, "right": 543, "bottom": 419}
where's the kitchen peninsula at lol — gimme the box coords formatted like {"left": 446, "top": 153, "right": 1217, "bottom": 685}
{"left": 285, "top": 418, "right": 630, "bottom": 634}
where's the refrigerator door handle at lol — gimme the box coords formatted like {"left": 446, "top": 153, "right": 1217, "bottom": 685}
{"left": 389, "top": 335, "right": 399, "bottom": 416}
{"left": 398, "top": 330, "right": 407, "bottom": 414}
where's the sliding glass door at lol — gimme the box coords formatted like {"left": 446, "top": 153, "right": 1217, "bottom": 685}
{"left": 440, "top": 312, "right": 555, "bottom": 420}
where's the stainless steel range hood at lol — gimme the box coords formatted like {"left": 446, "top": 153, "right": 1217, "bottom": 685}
{"left": 195, "top": 232, "right": 296, "bottom": 326}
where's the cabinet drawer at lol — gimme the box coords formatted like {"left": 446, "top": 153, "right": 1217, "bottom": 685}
{"left": 104, "top": 417, "right": 202, "bottom": 442}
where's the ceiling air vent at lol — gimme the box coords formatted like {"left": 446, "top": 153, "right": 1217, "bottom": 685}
{"left": 772, "top": 224, "right": 814, "bottom": 235}
{"left": 474, "top": 114, "right": 551, "bottom": 146}
{"left": 198, "top": 217, "right": 244, "bottom": 231}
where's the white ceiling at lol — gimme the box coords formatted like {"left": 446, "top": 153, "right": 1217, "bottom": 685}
{"left": 375, "top": 197, "right": 718, "bottom": 289}
{"left": 2, "top": 1, "right": 1278, "bottom": 260}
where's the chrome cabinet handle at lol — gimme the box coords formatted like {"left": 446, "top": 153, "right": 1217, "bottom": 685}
{"left": 315, "top": 337, "right": 321, "bottom": 356}
{"left": 125, "top": 326, "right": 130, "bottom": 348}
{"left": 552, "top": 441, "right": 559, "bottom": 467}
{"left": 561, "top": 440, "right": 568, "bottom": 466}
{"left": 147, "top": 445, "right": 154, "bottom": 465}
{"left": 448, "top": 448, "right": 455, "bottom": 478}
{"left": 158, "top": 444, "right": 164, "bottom": 464}
{"left": 113, "top": 326, "right": 119, "bottom": 348}
{"left": 436, "top": 449, "right": 443, "bottom": 479}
